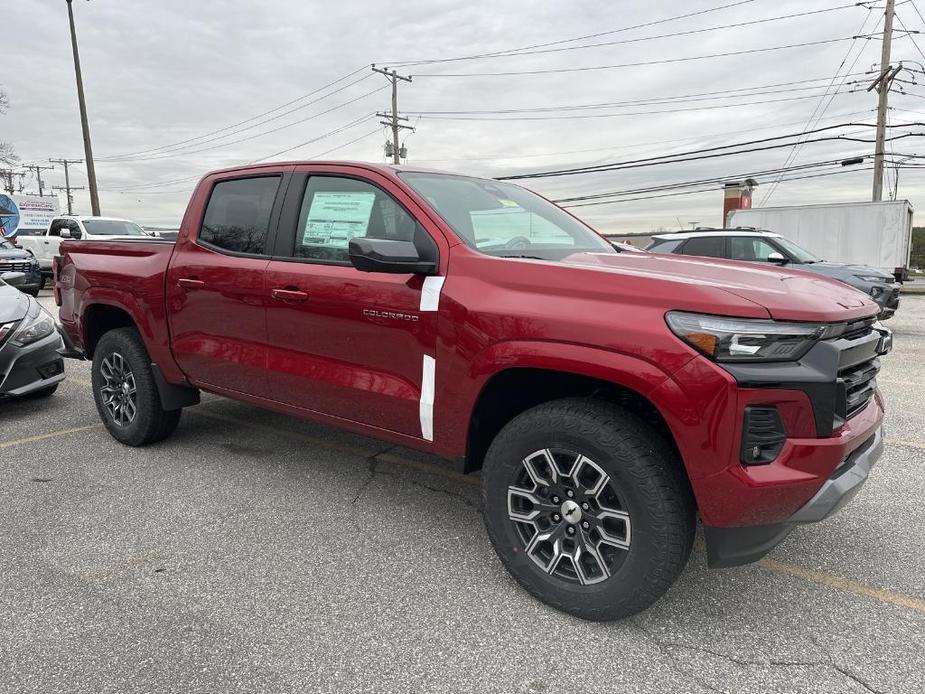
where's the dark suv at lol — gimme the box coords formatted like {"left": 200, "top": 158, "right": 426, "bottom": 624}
{"left": 647, "top": 229, "right": 900, "bottom": 319}
{"left": 0, "top": 239, "right": 43, "bottom": 297}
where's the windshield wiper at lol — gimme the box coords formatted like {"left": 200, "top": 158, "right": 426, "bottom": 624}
{"left": 497, "top": 254, "right": 546, "bottom": 260}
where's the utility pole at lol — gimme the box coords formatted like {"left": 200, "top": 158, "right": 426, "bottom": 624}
{"left": 372, "top": 65, "right": 413, "bottom": 164}
{"left": 23, "top": 163, "right": 55, "bottom": 197}
{"left": 871, "top": 0, "right": 897, "bottom": 201}
{"left": 49, "top": 158, "right": 83, "bottom": 213}
{"left": 52, "top": 185, "right": 83, "bottom": 215}
{"left": 0, "top": 169, "right": 15, "bottom": 194}
{"left": 66, "top": 0, "right": 101, "bottom": 215}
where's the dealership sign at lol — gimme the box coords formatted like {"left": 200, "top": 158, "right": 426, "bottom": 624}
{"left": 0, "top": 194, "right": 59, "bottom": 237}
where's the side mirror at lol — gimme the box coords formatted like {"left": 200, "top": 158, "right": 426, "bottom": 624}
{"left": 60, "top": 229, "right": 72, "bottom": 239}
{"left": 1, "top": 271, "right": 26, "bottom": 287}
{"left": 348, "top": 238, "right": 437, "bottom": 275}
{"left": 767, "top": 252, "right": 788, "bottom": 264}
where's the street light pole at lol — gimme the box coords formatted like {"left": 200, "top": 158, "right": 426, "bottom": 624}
{"left": 66, "top": 0, "right": 100, "bottom": 215}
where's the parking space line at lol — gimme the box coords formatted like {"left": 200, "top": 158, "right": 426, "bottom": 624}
{"left": 757, "top": 558, "right": 925, "bottom": 615}
{"left": 0, "top": 423, "right": 103, "bottom": 449}
{"left": 887, "top": 438, "right": 925, "bottom": 450}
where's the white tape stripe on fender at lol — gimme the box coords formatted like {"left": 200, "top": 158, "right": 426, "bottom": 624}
{"left": 420, "top": 276, "right": 446, "bottom": 312}
{"left": 420, "top": 355, "right": 436, "bottom": 441}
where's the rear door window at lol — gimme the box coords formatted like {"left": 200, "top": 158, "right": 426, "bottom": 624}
{"left": 679, "top": 236, "right": 726, "bottom": 258}
{"left": 199, "top": 176, "right": 281, "bottom": 255}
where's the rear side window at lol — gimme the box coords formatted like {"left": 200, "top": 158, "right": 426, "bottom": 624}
{"left": 199, "top": 176, "right": 280, "bottom": 255}
{"left": 646, "top": 239, "right": 682, "bottom": 253}
{"left": 680, "top": 236, "right": 725, "bottom": 258}
{"left": 288, "top": 176, "right": 433, "bottom": 264}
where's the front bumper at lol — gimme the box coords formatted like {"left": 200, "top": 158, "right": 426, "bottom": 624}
{"left": 704, "top": 426, "right": 883, "bottom": 567}
{"left": 871, "top": 284, "right": 900, "bottom": 318}
{"left": 0, "top": 328, "right": 66, "bottom": 397}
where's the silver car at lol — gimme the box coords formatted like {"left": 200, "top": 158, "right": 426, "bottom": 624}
{"left": 0, "top": 272, "right": 65, "bottom": 398}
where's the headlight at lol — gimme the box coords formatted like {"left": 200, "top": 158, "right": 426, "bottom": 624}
{"left": 665, "top": 311, "right": 843, "bottom": 362}
{"left": 10, "top": 306, "right": 56, "bottom": 347}
{"left": 855, "top": 275, "right": 889, "bottom": 283}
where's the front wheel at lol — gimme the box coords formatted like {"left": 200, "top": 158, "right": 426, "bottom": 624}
{"left": 91, "top": 328, "right": 181, "bottom": 446}
{"left": 482, "top": 398, "right": 695, "bottom": 621}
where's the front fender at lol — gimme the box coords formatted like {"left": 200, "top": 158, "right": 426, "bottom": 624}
{"left": 433, "top": 339, "right": 691, "bottom": 460}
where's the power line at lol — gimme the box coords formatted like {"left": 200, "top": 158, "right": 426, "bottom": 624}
{"left": 561, "top": 166, "right": 876, "bottom": 208}
{"left": 99, "top": 65, "right": 371, "bottom": 160}
{"left": 413, "top": 37, "right": 872, "bottom": 77}
{"left": 387, "top": 0, "right": 761, "bottom": 67}
{"left": 762, "top": 5, "right": 879, "bottom": 204}
{"left": 411, "top": 108, "right": 877, "bottom": 165}
{"left": 412, "top": 92, "right": 859, "bottom": 122}
{"left": 111, "top": 114, "right": 378, "bottom": 192}
{"left": 392, "top": 4, "right": 859, "bottom": 67}
{"left": 406, "top": 74, "right": 869, "bottom": 116}
{"left": 498, "top": 122, "right": 915, "bottom": 180}
{"left": 554, "top": 158, "right": 872, "bottom": 203}
{"left": 102, "top": 86, "right": 387, "bottom": 163}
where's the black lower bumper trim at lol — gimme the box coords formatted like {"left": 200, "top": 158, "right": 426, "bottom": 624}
{"left": 704, "top": 428, "right": 883, "bottom": 568}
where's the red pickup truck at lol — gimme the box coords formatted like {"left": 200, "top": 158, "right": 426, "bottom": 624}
{"left": 56, "top": 162, "right": 891, "bottom": 620}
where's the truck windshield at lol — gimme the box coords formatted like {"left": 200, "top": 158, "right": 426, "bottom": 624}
{"left": 82, "top": 220, "right": 146, "bottom": 236}
{"left": 0, "top": 240, "right": 15, "bottom": 250}
{"left": 400, "top": 173, "right": 614, "bottom": 260}
{"left": 775, "top": 237, "right": 821, "bottom": 263}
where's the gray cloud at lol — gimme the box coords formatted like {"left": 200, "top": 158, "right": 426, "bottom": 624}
{"left": 2, "top": 0, "right": 921, "bottom": 230}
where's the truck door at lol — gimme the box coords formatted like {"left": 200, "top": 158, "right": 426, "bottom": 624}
{"left": 263, "top": 170, "right": 447, "bottom": 441}
{"left": 165, "top": 173, "right": 288, "bottom": 397}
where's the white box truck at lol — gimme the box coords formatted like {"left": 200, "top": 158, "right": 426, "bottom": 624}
{"left": 727, "top": 200, "right": 914, "bottom": 280}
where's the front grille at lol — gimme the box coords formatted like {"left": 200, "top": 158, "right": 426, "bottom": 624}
{"left": 0, "top": 261, "right": 32, "bottom": 273}
{"left": 839, "top": 357, "right": 879, "bottom": 419}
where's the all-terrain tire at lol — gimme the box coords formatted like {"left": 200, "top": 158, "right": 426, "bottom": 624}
{"left": 92, "top": 328, "right": 181, "bottom": 446}
{"left": 481, "top": 397, "right": 695, "bottom": 621}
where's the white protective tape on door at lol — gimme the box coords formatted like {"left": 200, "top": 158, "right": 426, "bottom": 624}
{"left": 420, "top": 354, "right": 436, "bottom": 441}
{"left": 420, "top": 276, "right": 446, "bottom": 312}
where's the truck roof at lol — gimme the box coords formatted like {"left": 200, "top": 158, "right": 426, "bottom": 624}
{"left": 204, "top": 160, "right": 463, "bottom": 178}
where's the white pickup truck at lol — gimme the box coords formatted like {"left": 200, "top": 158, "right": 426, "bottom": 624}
{"left": 16, "top": 215, "right": 150, "bottom": 275}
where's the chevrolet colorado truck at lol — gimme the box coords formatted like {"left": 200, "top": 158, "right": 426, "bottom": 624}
{"left": 56, "top": 162, "right": 892, "bottom": 620}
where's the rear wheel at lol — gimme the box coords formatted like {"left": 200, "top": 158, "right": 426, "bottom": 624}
{"left": 482, "top": 398, "right": 695, "bottom": 621}
{"left": 92, "top": 328, "right": 181, "bottom": 446}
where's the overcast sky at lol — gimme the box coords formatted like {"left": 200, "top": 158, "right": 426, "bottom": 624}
{"left": 2, "top": 0, "right": 924, "bottom": 231}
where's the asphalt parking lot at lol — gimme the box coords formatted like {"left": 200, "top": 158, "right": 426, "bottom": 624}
{"left": 1, "top": 291, "right": 923, "bottom": 694}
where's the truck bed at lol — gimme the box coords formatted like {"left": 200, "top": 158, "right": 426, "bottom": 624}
{"left": 57, "top": 238, "right": 181, "bottom": 380}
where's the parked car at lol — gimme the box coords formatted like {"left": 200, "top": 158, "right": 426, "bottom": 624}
{"left": 647, "top": 228, "right": 901, "bottom": 319}
{"left": 0, "top": 238, "right": 43, "bottom": 296}
{"left": 0, "top": 271, "right": 65, "bottom": 398}
{"left": 57, "top": 162, "right": 891, "bottom": 620}
{"left": 17, "top": 215, "right": 148, "bottom": 276}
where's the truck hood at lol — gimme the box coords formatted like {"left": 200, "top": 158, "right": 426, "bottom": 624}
{"left": 562, "top": 252, "right": 880, "bottom": 322}
{"left": 0, "top": 248, "right": 32, "bottom": 261}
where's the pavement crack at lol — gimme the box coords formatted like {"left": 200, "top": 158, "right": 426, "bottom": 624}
{"left": 377, "top": 469, "right": 481, "bottom": 510}
{"left": 631, "top": 619, "right": 729, "bottom": 694}
{"left": 831, "top": 664, "right": 883, "bottom": 693}
{"left": 352, "top": 447, "right": 392, "bottom": 504}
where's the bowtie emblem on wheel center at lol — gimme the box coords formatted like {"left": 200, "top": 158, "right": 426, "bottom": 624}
{"left": 560, "top": 500, "right": 582, "bottom": 524}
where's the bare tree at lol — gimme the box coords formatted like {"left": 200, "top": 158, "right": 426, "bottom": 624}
{"left": 0, "top": 86, "right": 18, "bottom": 166}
